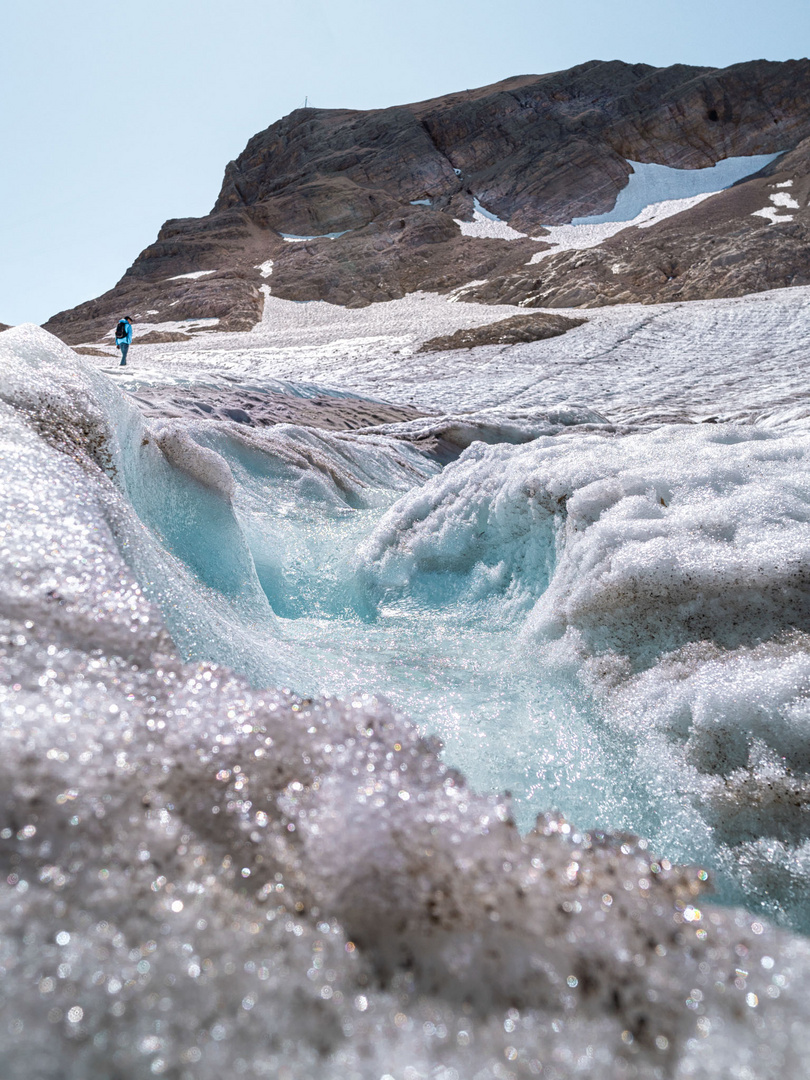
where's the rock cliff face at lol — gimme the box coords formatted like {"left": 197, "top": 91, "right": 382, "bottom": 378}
{"left": 44, "top": 58, "right": 810, "bottom": 344}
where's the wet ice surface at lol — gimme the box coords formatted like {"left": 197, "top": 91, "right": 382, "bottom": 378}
{"left": 4, "top": 286, "right": 810, "bottom": 1077}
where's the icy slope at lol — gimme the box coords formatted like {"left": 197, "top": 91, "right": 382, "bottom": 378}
{"left": 570, "top": 155, "right": 781, "bottom": 226}
{"left": 356, "top": 423, "right": 810, "bottom": 914}
{"left": 458, "top": 155, "right": 783, "bottom": 260}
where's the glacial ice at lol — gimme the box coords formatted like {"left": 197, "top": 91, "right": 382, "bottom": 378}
{"left": 570, "top": 155, "right": 782, "bottom": 226}
{"left": 525, "top": 153, "right": 786, "bottom": 262}
{"left": 527, "top": 192, "right": 726, "bottom": 264}
{"left": 357, "top": 425, "right": 810, "bottom": 914}
{"left": 453, "top": 155, "right": 784, "bottom": 256}
{"left": 5, "top": 315, "right": 810, "bottom": 1077}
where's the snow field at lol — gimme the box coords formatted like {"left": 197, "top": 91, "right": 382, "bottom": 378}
{"left": 111, "top": 285, "right": 810, "bottom": 429}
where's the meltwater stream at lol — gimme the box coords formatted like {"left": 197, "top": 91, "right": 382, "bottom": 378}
{"left": 5, "top": 324, "right": 810, "bottom": 1079}
{"left": 210, "top": 420, "right": 618, "bottom": 835}
{"left": 182, "top": 409, "right": 810, "bottom": 931}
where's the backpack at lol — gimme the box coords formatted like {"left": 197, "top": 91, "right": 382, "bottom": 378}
{"left": 115, "top": 319, "right": 128, "bottom": 339}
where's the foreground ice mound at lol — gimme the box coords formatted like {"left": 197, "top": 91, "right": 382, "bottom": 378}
{"left": 4, "top": 333, "right": 810, "bottom": 1075}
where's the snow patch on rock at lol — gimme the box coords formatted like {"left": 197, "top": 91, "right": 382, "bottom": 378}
{"left": 166, "top": 270, "right": 218, "bottom": 281}
{"left": 455, "top": 197, "right": 527, "bottom": 240}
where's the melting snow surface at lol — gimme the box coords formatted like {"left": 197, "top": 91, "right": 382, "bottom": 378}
{"left": 527, "top": 191, "right": 721, "bottom": 263}
{"left": 254, "top": 259, "right": 274, "bottom": 278}
{"left": 528, "top": 153, "right": 785, "bottom": 262}
{"left": 281, "top": 230, "right": 349, "bottom": 241}
{"left": 455, "top": 196, "right": 528, "bottom": 240}
{"left": 166, "top": 269, "right": 218, "bottom": 281}
{"left": 101, "top": 317, "right": 220, "bottom": 342}
{"left": 116, "top": 288, "right": 810, "bottom": 428}
{"left": 767, "top": 192, "right": 799, "bottom": 209}
{"left": 752, "top": 185, "right": 801, "bottom": 225}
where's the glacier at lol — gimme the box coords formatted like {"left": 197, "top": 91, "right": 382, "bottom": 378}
{"left": 569, "top": 155, "right": 783, "bottom": 227}
{"left": 3, "top": 283, "right": 810, "bottom": 1078}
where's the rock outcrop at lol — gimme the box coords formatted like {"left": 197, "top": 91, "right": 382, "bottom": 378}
{"left": 418, "top": 313, "right": 586, "bottom": 352}
{"left": 43, "top": 58, "right": 810, "bottom": 344}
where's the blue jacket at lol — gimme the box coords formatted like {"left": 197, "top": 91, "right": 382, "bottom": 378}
{"left": 116, "top": 320, "right": 133, "bottom": 345}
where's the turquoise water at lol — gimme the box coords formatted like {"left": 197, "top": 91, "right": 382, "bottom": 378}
{"left": 101, "top": 402, "right": 810, "bottom": 931}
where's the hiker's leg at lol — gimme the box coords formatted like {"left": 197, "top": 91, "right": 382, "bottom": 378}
{"left": 119, "top": 342, "right": 129, "bottom": 366}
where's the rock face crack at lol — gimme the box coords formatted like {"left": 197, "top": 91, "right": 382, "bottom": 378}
{"left": 417, "top": 117, "right": 463, "bottom": 190}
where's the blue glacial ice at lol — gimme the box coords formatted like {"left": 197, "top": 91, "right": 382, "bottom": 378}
{"left": 571, "top": 154, "right": 782, "bottom": 226}
{"left": 4, "top": 322, "right": 810, "bottom": 1077}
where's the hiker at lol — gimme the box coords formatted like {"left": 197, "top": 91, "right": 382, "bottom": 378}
{"left": 115, "top": 316, "right": 133, "bottom": 366}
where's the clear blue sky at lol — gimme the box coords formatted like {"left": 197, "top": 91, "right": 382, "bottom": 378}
{"left": 1, "top": 0, "right": 808, "bottom": 325}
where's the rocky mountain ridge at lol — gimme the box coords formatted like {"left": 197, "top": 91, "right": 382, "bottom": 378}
{"left": 44, "top": 58, "right": 810, "bottom": 345}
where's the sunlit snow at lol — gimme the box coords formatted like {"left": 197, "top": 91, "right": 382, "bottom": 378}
{"left": 455, "top": 196, "right": 528, "bottom": 240}
{"left": 166, "top": 269, "right": 218, "bottom": 281}
{"left": 529, "top": 152, "right": 784, "bottom": 261}
{"left": 570, "top": 154, "right": 781, "bottom": 226}
{"left": 752, "top": 185, "right": 801, "bottom": 224}
{"left": 102, "top": 316, "right": 221, "bottom": 340}
{"left": 527, "top": 190, "right": 720, "bottom": 262}
{"left": 453, "top": 155, "right": 784, "bottom": 260}
{"left": 281, "top": 230, "right": 349, "bottom": 241}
